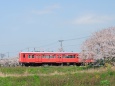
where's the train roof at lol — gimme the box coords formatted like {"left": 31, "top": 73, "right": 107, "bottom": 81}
{"left": 19, "top": 52, "right": 79, "bottom": 54}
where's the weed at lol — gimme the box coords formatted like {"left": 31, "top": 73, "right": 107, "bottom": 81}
{"left": 100, "top": 80, "right": 110, "bottom": 86}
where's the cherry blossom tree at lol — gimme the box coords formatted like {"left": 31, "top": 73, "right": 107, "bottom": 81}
{"left": 80, "top": 27, "right": 115, "bottom": 65}
{"left": 0, "top": 57, "right": 19, "bottom": 67}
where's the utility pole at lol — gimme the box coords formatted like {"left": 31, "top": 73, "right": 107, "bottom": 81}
{"left": 58, "top": 40, "right": 64, "bottom": 52}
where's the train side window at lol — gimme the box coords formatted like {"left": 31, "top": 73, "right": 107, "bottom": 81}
{"left": 68, "top": 55, "right": 75, "bottom": 58}
{"left": 64, "top": 55, "right": 75, "bottom": 58}
{"left": 49, "top": 55, "right": 55, "bottom": 58}
{"left": 42, "top": 55, "right": 45, "bottom": 58}
{"left": 32, "top": 55, "right": 34, "bottom": 58}
{"left": 23, "top": 54, "right": 25, "bottom": 58}
{"left": 63, "top": 55, "right": 69, "bottom": 58}
{"left": 28, "top": 55, "right": 31, "bottom": 58}
{"left": 45, "top": 55, "right": 50, "bottom": 58}
{"left": 72, "top": 55, "right": 75, "bottom": 58}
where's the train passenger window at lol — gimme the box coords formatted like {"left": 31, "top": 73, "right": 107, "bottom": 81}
{"left": 28, "top": 55, "right": 34, "bottom": 58}
{"left": 64, "top": 55, "right": 75, "bottom": 58}
{"left": 42, "top": 55, "right": 44, "bottom": 58}
{"left": 63, "top": 55, "right": 68, "bottom": 58}
{"left": 49, "top": 55, "right": 54, "bottom": 58}
{"left": 68, "top": 55, "right": 75, "bottom": 58}
{"left": 23, "top": 54, "right": 25, "bottom": 58}
{"left": 71, "top": 55, "right": 75, "bottom": 58}
{"left": 45, "top": 55, "right": 50, "bottom": 58}
{"left": 66, "top": 55, "right": 69, "bottom": 58}
{"left": 32, "top": 55, "right": 34, "bottom": 58}
{"left": 28, "top": 55, "right": 32, "bottom": 58}
{"left": 62, "top": 55, "right": 66, "bottom": 58}
{"left": 42, "top": 55, "right": 46, "bottom": 58}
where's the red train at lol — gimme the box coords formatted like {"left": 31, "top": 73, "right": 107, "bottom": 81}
{"left": 19, "top": 52, "right": 93, "bottom": 66}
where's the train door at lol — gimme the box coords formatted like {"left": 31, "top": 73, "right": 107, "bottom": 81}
{"left": 39, "top": 54, "right": 42, "bottom": 62}
{"left": 22, "top": 53, "right": 26, "bottom": 62}
{"left": 35, "top": 54, "right": 38, "bottom": 62}
{"left": 56, "top": 54, "right": 63, "bottom": 63}
{"left": 48, "top": 54, "right": 56, "bottom": 63}
{"left": 36, "top": 54, "right": 42, "bottom": 63}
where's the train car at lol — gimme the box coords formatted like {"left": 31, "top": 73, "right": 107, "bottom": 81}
{"left": 19, "top": 52, "right": 82, "bottom": 66}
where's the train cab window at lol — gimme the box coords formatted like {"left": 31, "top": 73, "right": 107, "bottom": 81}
{"left": 23, "top": 54, "right": 25, "bottom": 58}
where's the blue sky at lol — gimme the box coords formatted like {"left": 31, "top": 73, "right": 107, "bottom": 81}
{"left": 0, "top": 0, "right": 115, "bottom": 57}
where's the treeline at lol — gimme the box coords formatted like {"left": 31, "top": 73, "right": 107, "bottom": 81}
{"left": 0, "top": 57, "right": 19, "bottom": 67}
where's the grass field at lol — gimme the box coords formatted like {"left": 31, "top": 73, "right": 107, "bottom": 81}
{"left": 0, "top": 66, "right": 115, "bottom": 86}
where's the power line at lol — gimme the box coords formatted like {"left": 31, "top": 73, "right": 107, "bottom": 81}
{"left": 2, "top": 35, "right": 91, "bottom": 57}
{"left": 58, "top": 36, "right": 90, "bottom": 52}
{"left": 31, "top": 36, "right": 90, "bottom": 52}
{"left": 37, "top": 41, "right": 58, "bottom": 48}
{"left": 19, "top": 41, "right": 58, "bottom": 52}
{"left": 64, "top": 36, "right": 90, "bottom": 41}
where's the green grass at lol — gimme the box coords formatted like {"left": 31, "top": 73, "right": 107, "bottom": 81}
{"left": 0, "top": 66, "right": 115, "bottom": 86}
{"left": 0, "top": 75, "right": 40, "bottom": 86}
{"left": 0, "top": 66, "right": 87, "bottom": 74}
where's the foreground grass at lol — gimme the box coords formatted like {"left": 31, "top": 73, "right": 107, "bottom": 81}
{"left": 0, "top": 66, "right": 115, "bottom": 86}
{"left": 0, "top": 66, "right": 88, "bottom": 74}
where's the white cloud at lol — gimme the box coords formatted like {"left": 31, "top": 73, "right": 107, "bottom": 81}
{"left": 73, "top": 14, "right": 115, "bottom": 25}
{"left": 32, "top": 4, "right": 60, "bottom": 15}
